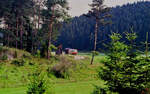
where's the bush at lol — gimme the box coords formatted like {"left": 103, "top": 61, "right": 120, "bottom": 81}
{"left": 92, "top": 86, "right": 119, "bottom": 94}
{"left": 91, "top": 51, "right": 99, "bottom": 56}
{"left": 49, "top": 57, "right": 72, "bottom": 78}
{"left": 1, "top": 55, "right": 8, "bottom": 60}
{"left": 48, "top": 56, "right": 85, "bottom": 79}
{"left": 14, "top": 51, "right": 18, "bottom": 58}
{"left": 0, "top": 46, "right": 3, "bottom": 52}
{"left": 27, "top": 71, "right": 53, "bottom": 94}
{"left": 35, "top": 50, "right": 41, "bottom": 58}
{"left": 11, "top": 59, "right": 26, "bottom": 66}
{"left": 92, "top": 86, "right": 107, "bottom": 94}
{"left": 49, "top": 44, "right": 57, "bottom": 52}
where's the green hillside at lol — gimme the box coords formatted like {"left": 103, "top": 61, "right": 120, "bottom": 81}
{"left": 0, "top": 47, "right": 105, "bottom": 94}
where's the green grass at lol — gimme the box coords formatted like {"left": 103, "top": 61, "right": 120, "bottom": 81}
{"left": 54, "top": 80, "right": 103, "bottom": 94}
{"left": 0, "top": 46, "right": 31, "bottom": 57}
{"left": 0, "top": 87, "right": 27, "bottom": 94}
{"left": 0, "top": 81, "right": 103, "bottom": 94}
{"left": 78, "top": 52, "right": 106, "bottom": 64}
{"left": 0, "top": 48, "right": 106, "bottom": 94}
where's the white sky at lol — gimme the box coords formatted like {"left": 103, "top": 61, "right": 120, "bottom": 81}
{"left": 68, "top": 0, "right": 149, "bottom": 17}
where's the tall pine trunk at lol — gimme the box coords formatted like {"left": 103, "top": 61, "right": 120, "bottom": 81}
{"left": 16, "top": 17, "right": 19, "bottom": 49}
{"left": 47, "top": 20, "right": 53, "bottom": 59}
{"left": 20, "top": 21, "right": 23, "bottom": 49}
{"left": 38, "top": 6, "right": 40, "bottom": 30}
{"left": 7, "top": 24, "right": 10, "bottom": 47}
{"left": 47, "top": 6, "right": 54, "bottom": 59}
{"left": 37, "top": 5, "right": 41, "bottom": 51}
{"left": 31, "top": 8, "right": 36, "bottom": 53}
{"left": 90, "top": 19, "right": 98, "bottom": 65}
{"left": 7, "top": 35, "right": 10, "bottom": 47}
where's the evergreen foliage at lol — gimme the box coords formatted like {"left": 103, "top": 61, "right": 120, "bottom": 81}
{"left": 27, "top": 71, "right": 53, "bottom": 94}
{"left": 0, "top": 0, "right": 69, "bottom": 57}
{"left": 98, "top": 32, "right": 150, "bottom": 94}
{"left": 58, "top": 1, "right": 150, "bottom": 51}
{"left": 83, "top": 0, "right": 111, "bottom": 64}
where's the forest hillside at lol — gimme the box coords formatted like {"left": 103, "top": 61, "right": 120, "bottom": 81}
{"left": 58, "top": 1, "right": 150, "bottom": 51}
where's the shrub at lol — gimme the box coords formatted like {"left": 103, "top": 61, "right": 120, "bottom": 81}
{"left": 91, "top": 51, "right": 99, "bottom": 56}
{"left": 49, "top": 44, "right": 57, "bottom": 52}
{"left": 92, "top": 86, "right": 107, "bottom": 94}
{"left": 22, "top": 53, "right": 31, "bottom": 59}
{"left": 48, "top": 56, "right": 85, "bottom": 79}
{"left": 1, "top": 55, "right": 8, "bottom": 60}
{"left": 0, "top": 46, "right": 3, "bottom": 52}
{"left": 27, "top": 71, "right": 53, "bottom": 94}
{"left": 11, "top": 59, "right": 26, "bottom": 66}
{"left": 49, "top": 58, "right": 72, "bottom": 78}
{"left": 92, "top": 86, "right": 119, "bottom": 94}
{"left": 35, "top": 50, "right": 41, "bottom": 58}
{"left": 14, "top": 51, "right": 18, "bottom": 58}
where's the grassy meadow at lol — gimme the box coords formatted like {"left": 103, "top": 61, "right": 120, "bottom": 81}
{"left": 0, "top": 81, "right": 103, "bottom": 94}
{"left": 0, "top": 47, "right": 106, "bottom": 94}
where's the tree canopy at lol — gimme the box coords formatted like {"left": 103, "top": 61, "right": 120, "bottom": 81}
{"left": 58, "top": 1, "right": 150, "bottom": 51}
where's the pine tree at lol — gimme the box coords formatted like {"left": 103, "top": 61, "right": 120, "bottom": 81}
{"left": 0, "top": 0, "right": 34, "bottom": 49}
{"left": 99, "top": 32, "right": 150, "bottom": 94}
{"left": 84, "top": 0, "right": 111, "bottom": 64}
{"left": 42, "top": 0, "right": 69, "bottom": 59}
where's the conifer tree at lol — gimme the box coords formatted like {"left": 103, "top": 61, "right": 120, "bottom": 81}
{"left": 0, "top": 0, "right": 34, "bottom": 49}
{"left": 99, "top": 32, "right": 150, "bottom": 94}
{"left": 84, "top": 0, "right": 111, "bottom": 64}
{"left": 42, "top": 0, "right": 69, "bottom": 59}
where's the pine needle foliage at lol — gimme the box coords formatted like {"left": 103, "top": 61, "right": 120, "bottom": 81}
{"left": 98, "top": 32, "right": 150, "bottom": 94}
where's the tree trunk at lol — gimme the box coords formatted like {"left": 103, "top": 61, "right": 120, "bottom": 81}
{"left": 16, "top": 17, "right": 19, "bottom": 49}
{"left": 20, "top": 21, "right": 23, "bottom": 49}
{"left": 32, "top": 7, "right": 36, "bottom": 53}
{"left": 90, "top": 19, "right": 98, "bottom": 65}
{"left": 38, "top": 6, "right": 40, "bottom": 30}
{"left": 7, "top": 25, "right": 10, "bottom": 47}
{"left": 36, "top": 5, "right": 41, "bottom": 52}
{"left": 47, "top": 6, "right": 54, "bottom": 59}
{"left": 7, "top": 35, "right": 10, "bottom": 47}
{"left": 47, "top": 20, "right": 53, "bottom": 59}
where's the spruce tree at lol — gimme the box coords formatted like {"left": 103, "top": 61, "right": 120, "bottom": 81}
{"left": 99, "top": 32, "right": 150, "bottom": 94}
